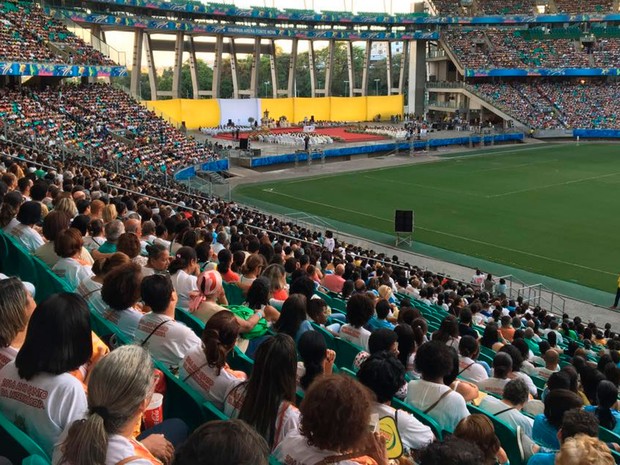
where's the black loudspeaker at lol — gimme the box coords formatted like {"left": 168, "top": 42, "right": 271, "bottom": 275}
{"left": 394, "top": 210, "right": 413, "bottom": 233}
{"left": 239, "top": 138, "right": 249, "bottom": 150}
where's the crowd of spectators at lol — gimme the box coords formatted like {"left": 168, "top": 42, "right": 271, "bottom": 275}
{"left": 554, "top": 0, "right": 614, "bottom": 14}
{"left": 250, "top": 132, "right": 334, "bottom": 146}
{"left": 0, "top": 2, "right": 115, "bottom": 65}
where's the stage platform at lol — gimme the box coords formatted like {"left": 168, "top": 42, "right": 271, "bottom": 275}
{"left": 214, "top": 126, "right": 389, "bottom": 143}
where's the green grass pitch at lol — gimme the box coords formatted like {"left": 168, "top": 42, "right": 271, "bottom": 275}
{"left": 234, "top": 143, "right": 620, "bottom": 292}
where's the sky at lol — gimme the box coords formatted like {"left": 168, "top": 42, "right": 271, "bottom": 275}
{"left": 104, "top": 0, "right": 420, "bottom": 69}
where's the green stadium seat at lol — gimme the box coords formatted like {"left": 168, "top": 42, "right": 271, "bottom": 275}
{"left": 153, "top": 359, "right": 228, "bottom": 431}
{"left": 223, "top": 282, "right": 245, "bottom": 306}
{"left": 311, "top": 322, "right": 336, "bottom": 350}
{"left": 90, "top": 311, "right": 132, "bottom": 347}
{"left": 0, "top": 409, "right": 51, "bottom": 465}
{"left": 269, "top": 456, "right": 284, "bottom": 465}
{"left": 22, "top": 456, "right": 51, "bottom": 465}
{"left": 333, "top": 337, "right": 363, "bottom": 370}
{"left": 531, "top": 375, "right": 547, "bottom": 391}
{"left": 175, "top": 307, "right": 205, "bottom": 338}
{"left": 391, "top": 398, "right": 444, "bottom": 441}
{"left": 226, "top": 346, "right": 254, "bottom": 376}
{"left": 467, "top": 404, "right": 524, "bottom": 465}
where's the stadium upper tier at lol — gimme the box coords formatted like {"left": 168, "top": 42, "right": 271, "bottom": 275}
{"left": 443, "top": 28, "right": 620, "bottom": 70}
{"left": 0, "top": 1, "right": 116, "bottom": 65}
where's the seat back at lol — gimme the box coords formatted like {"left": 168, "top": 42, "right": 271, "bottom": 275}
{"left": 311, "top": 322, "right": 336, "bottom": 351}
{"left": 0, "top": 410, "right": 51, "bottom": 465}
{"left": 467, "top": 404, "right": 523, "bottom": 465}
{"left": 222, "top": 282, "right": 245, "bottom": 305}
{"left": 392, "top": 398, "right": 443, "bottom": 441}
{"left": 333, "top": 337, "right": 363, "bottom": 370}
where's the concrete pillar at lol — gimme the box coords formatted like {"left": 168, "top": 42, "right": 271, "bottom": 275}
{"left": 407, "top": 40, "right": 426, "bottom": 116}
{"left": 144, "top": 32, "right": 158, "bottom": 101}
{"left": 269, "top": 39, "right": 278, "bottom": 98}
{"left": 308, "top": 40, "right": 317, "bottom": 97}
{"left": 229, "top": 38, "right": 239, "bottom": 99}
{"left": 211, "top": 35, "right": 224, "bottom": 98}
{"left": 359, "top": 40, "right": 370, "bottom": 96}
{"left": 172, "top": 31, "right": 184, "bottom": 99}
{"left": 398, "top": 40, "right": 409, "bottom": 95}
{"left": 250, "top": 37, "right": 261, "bottom": 98}
{"left": 345, "top": 41, "right": 354, "bottom": 97}
{"left": 287, "top": 38, "right": 298, "bottom": 97}
{"left": 386, "top": 42, "right": 392, "bottom": 96}
{"left": 323, "top": 39, "right": 335, "bottom": 97}
{"left": 187, "top": 35, "right": 199, "bottom": 99}
{"left": 130, "top": 28, "right": 143, "bottom": 99}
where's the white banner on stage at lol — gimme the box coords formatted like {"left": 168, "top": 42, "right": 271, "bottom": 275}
{"left": 218, "top": 99, "right": 261, "bottom": 127}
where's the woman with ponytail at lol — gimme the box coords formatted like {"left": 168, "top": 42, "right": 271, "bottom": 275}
{"left": 54, "top": 345, "right": 172, "bottom": 465}
{"left": 297, "top": 330, "right": 335, "bottom": 391}
{"left": 168, "top": 246, "right": 200, "bottom": 310}
{"left": 178, "top": 310, "right": 246, "bottom": 411}
{"left": 585, "top": 380, "right": 620, "bottom": 434}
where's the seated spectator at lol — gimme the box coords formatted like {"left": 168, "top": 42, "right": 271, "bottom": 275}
{"left": 534, "top": 349, "right": 561, "bottom": 380}
{"left": 432, "top": 315, "right": 460, "bottom": 350}
{"left": 454, "top": 415, "right": 508, "bottom": 465}
{"left": 532, "top": 389, "right": 584, "bottom": 450}
{"left": 273, "top": 294, "right": 311, "bottom": 343}
{"left": 173, "top": 419, "right": 269, "bottom": 465}
{"left": 0, "top": 293, "right": 91, "bottom": 456}
{"left": 499, "top": 315, "right": 516, "bottom": 342}
{"left": 307, "top": 297, "right": 340, "bottom": 333}
{"left": 169, "top": 246, "right": 200, "bottom": 310}
{"left": 76, "top": 252, "right": 130, "bottom": 316}
{"left": 406, "top": 340, "right": 470, "bottom": 432}
{"left": 555, "top": 434, "right": 614, "bottom": 465}
{"left": 479, "top": 378, "right": 535, "bottom": 437}
{"left": 238, "top": 255, "right": 264, "bottom": 294}
{"left": 117, "top": 232, "right": 147, "bottom": 267}
{"left": 82, "top": 218, "right": 105, "bottom": 253}
{"left": 458, "top": 308, "right": 479, "bottom": 339}
{"left": 395, "top": 323, "right": 417, "bottom": 375}
{"left": 8, "top": 200, "right": 44, "bottom": 252}
{"left": 357, "top": 351, "right": 435, "bottom": 451}
{"left": 477, "top": 352, "right": 513, "bottom": 396}
{"left": 297, "top": 330, "right": 335, "bottom": 392}
{"left": 54, "top": 346, "right": 184, "bottom": 465}
{"left": 353, "top": 328, "right": 401, "bottom": 372}
{"left": 0, "top": 277, "right": 36, "bottom": 370}
{"left": 584, "top": 380, "right": 620, "bottom": 435}
{"left": 445, "top": 344, "right": 480, "bottom": 402}
{"left": 178, "top": 310, "right": 246, "bottom": 411}
{"left": 217, "top": 248, "right": 240, "bottom": 283}
{"left": 367, "top": 299, "right": 395, "bottom": 332}
{"left": 528, "top": 409, "right": 600, "bottom": 465}
{"left": 419, "top": 436, "right": 483, "bottom": 465}
{"left": 501, "top": 344, "right": 537, "bottom": 397}
{"left": 97, "top": 219, "right": 124, "bottom": 255}
{"left": 134, "top": 274, "right": 201, "bottom": 369}
{"left": 101, "top": 262, "right": 144, "bottom": 340}
{"left": 142, "top": 243, "right": 170, "bottom": 277}
{"left": 480, "top": 322, "right": 505, "bottom": 351}
{"left": 225, "top": 334, "right": 299, "bottom": 451}
{"left": 458, "top": 335, "right": 489, "bottom": 383}
{"left": 339, "top": 293, "right": 375, "bottom": 351}
{"left": 262, "top": 263, "right": 288, "bottom": 302}
{"left": 52, "top": 228, "right": 94, "bottom": 288}
{"left": 321, "top": 263, "right": 346, "bottom": 293}
{"left": 274, "top": 374, "right": 388, "bottom": 465}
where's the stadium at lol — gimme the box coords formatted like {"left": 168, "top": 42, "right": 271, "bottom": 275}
{"left": 2, "top": 0, "right": 620, "bottom": 464}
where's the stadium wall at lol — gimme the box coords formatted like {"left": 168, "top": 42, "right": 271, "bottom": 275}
{"left": 144, "top": 96, "right": 403, "bottom": 129}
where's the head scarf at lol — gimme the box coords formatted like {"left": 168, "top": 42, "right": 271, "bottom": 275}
{"left": 189, "top": 269, "right": 222, "bottom": 313}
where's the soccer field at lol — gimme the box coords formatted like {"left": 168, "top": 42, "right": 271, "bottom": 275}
{"left": 233, "top": 143, "right": 620, "bottom": 292}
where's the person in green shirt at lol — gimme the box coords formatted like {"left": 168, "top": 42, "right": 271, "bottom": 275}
{"left": 96, "top": 219, "right": 124, "bottom": 255}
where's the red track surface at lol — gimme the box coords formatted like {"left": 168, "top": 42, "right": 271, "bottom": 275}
{"left": 215, "top": 126, "right": 387, "bottom": 143}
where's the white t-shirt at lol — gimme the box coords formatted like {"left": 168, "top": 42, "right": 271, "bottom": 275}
{"left": 170, "top": 270, "right": 198, "bottom": 310}
{"left": 102, "top": 307, "right": 143, "bottom": 340}
{"left": 339, "top": 324, "right": 371, "bottom": 351}
{"left": 373, "top": 402, "right": 434, "bottom": 451}
{"left": 75, "top": 277, "right": 105, "bottom": 316}
{"left": 224, "top": 385, "right": 299, "bottom": 450}
{"left": 178, "top": 345, "right": 246, "bottom": 411}
{"left": 405, "top": 379, "right": 469, "bottom": 432}
{"left": 323, "top": 237, "right": 335, "bottom": 253}
{"left": 458, "top": 356, "right": 489, "bottom": 383}
{"left": 8, "top": 223, "right": 45, "bottom": 253}
{"left": 52, "top": 258, "right": 94, "bottom": 289}
{"left": 478, "top": 395, "right": 534, "bottom": 438}
{"left": 274, "top": 430, "right": 360, "bottom": 465}
{"left": 0, "top": 362, "right": 87, "bottom": 457}
{"left": 0, "top": 346, "right": 18, "bottom": 371}
{"left": 53, "top": 431, "right": 155, "bottom": 465}
{"left": 477, "top": 377, "right": 511, "bottom": 396}
{"left": 134, "top": 313, "right": 201, "bottom": 369}
{"left": 35, "top": 243, "right": 93, "bottom": 269}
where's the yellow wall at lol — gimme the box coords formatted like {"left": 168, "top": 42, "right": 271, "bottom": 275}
{"left": 366, "top": 95, "right": 404, "bottom": 121}
{"left": 260, "top": 98, "right": 295, "bottom": 123}
{"left": 144, "top": 96, "right": 403, "bottom": 127}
